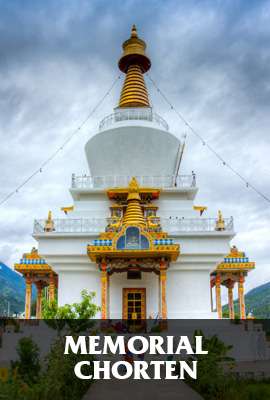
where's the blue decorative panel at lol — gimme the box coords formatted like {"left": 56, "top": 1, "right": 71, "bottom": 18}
{"left": 116, "top": 235, "right": 125, "bottom": 250}
{"left": 141, "top": 235, "right": 150, "bottom": 249}
{"left": 126, "top": 227, "right": 140, "bottom": 249}
{"left": 116, "top": 227, "right": 150, "bottom": 250}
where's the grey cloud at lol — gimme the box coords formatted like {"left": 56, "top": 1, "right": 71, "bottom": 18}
{"left": 0, "top": 0, "right": 269, "bottom": 289}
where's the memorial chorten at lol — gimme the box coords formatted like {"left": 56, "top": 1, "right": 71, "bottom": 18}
{"left": 15, "top": 26, "right": 255, "bottom": 320}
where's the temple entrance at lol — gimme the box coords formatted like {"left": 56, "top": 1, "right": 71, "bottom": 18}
{"left": 123, "top": 288, "right": 146, "bottom": 328}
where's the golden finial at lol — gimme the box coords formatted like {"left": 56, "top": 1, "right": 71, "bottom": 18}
{"left": 131, "top": 24, "right": 138, "bottom": 38}
{"left": 118, "top": 25, "right": 151, "bottom": 108}
{"left": 230, "top": 245, "right": 244, "bottom": 258}
{"left": 119, "top": 25, "right": 150, "bottom": 73}
{"left": 127, "top": 177, "right": 141, "bottom": 201}
{"left": 215, "top": 210, "right": 225, "bottom": 231}
{"left": 129, "top": 177, "right": 139, "bottom": 191}
{"left": 31, "top": 247, "right": 38, "bottom": 255}
{"left": 231, "top": 245, "right": 238, "bottom": 256}
{"left": 44, "top": 210, "right": 55, "bottom": 232}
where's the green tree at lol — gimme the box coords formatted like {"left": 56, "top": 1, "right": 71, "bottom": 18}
{"left": 37, "top": 338, "right": 94, "bottom": 400}
{"left": 39, "top": 290, "right": 99, "bottom": 399}
{"left": 187, "top": 331, "right": 234, "bottom": 399}
{"left": 42, "top": 289, "right": 100, "bottom": 335}
{"left": 11, "top": 337, "right": 40, "bottom": 385}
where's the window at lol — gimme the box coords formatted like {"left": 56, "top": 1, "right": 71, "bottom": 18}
{"left": 127, "top": 270, "right": 142, "bottom": 279}
{"left": 116, "top": 226, "right": 150, "bottom": 250}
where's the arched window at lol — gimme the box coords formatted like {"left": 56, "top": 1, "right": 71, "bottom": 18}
{"left": 116, "top": 227, "right": 150, "bottom": 250}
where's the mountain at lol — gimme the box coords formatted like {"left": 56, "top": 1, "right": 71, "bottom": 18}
{"left": 0, "top": 262, "right": 26, "bottom": 315}
{"left": 223, "top": 281, "right": 270, "bottom": 319}
{"left": 245, "top": 281, "right": 270, "bottom": 318}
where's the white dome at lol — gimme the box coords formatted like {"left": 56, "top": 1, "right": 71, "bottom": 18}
{"left": 85, "top": 120, "right": 181, "bottom": 178}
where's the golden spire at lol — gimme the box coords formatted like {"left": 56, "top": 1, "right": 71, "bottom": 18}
{"left": 123, "top": 177, "right": 146, "bottom": 227}
{"left": 118, "top": 25, "right": 151, "bottom": 108}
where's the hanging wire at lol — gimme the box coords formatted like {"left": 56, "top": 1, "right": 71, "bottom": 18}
{"left": 0, "top": 75, "right": 121, "bottom": 207}
{"left": 147, "top": 73, "right": 270, "bottom": 204}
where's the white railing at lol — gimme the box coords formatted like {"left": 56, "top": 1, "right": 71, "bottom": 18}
{"left": 161, "top": 217, "right": 234, "bottom": 232}
{"left": 33, "top": 217, "right": 234, "bottom": 234}
{"left": 71, "top": 174, "right": 196, "bottom": 189}
{"left": 99, "top": 108, "right": 169, "bottom": 131}
{"left": 33, "top": 218, "right": 106, "bottom": 234}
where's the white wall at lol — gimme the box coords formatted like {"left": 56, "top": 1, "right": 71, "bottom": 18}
{"left": 58, "top": 270, "right": 101, "bottom": 318}
{"left": 167, "top": 269, "right": 214, "bottom": 318}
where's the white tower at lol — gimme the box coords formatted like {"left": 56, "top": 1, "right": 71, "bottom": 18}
{"left": 34, "top": 26, "right": 235, "bottom": 319}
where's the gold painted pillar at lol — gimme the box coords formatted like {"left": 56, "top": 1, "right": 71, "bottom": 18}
{"left": 49, "top": 274, "right": 55, "bottom": 303}
{"left": 25, "top": 275, "right": 32, "bottom": 320}
{"left": 35, "top": 282, "right": 43, "bottom": 319}
{"left": 238, "top": 274, "right": 246, "bottom": 319}
{"left": 101, "top": 260, "right": 108, "bottom": 320}
{"left": 227, "top": 280, "right": 235, "bottom": 320}
{"left": 159, "top": 260, "right": 167, "bottom": 320}
{"left": 215, "top": 274, "right": 222, "bottom": 319}
{"left": 210, "top": 280, "right": 214, "bottom": 312}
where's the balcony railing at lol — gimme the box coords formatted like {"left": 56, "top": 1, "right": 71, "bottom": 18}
{"left": 71, "top": 175, "right": 196, "bottom": 189}
{"left": 33, "top": 218, "right": 106, "bottom": 234}
{"left": 99, "top": 108, "right": 169, "bottom": 131}
{"left": 33, "top": 217, "right": 234, "bottom": 235}
{"left": 161, "top": 217, "right": 234, "bottom": 232}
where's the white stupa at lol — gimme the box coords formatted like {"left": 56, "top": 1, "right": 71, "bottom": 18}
{"left": 17, "top": 25, "right": 240, "bottom": 320}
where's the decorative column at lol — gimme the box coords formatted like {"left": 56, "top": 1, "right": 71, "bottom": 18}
{"left": 35, "top": 281, "right": 43, "bottom": 319}
{"left": 238, "top": 274, "right": 246, "bottom": 319}
{"left": 215, "top": 274, "right": 222, "bottom": 319}
{"left": 210, "top": 279, "right": 214, "bottom": 312}
{"left": 49, "top": 273, "right": 56, "bottom": 303}
{"left": 25, "top": 275, "right": 32, "bottom": 320}
{"left": 226, "top": 280, "right": 235, "bottom": 319}
{"left": 101, "top": 260, "right": 108, "bottom": 319}
{"left": 159, "top": 259, "right": 167, "bottom": 320}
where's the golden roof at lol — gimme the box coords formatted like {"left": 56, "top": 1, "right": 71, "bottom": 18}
{"left": 118, "top": 25, "right": 150, "bottom": 108}
{"left": 215, "top": 246, "right": 255, "bottom": 272}
{"left": 14, "top": 247, "right": 54, "bottom": 274}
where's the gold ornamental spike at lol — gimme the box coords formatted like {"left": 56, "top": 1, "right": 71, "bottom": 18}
{"left": 118, "top": 25, "right": 151, "bottom": 108}
{"left": 44, "top": 210, "right": 55, "bottom": 232}
{"left": 215, "top": 210, "right": 225, "bottom": 231}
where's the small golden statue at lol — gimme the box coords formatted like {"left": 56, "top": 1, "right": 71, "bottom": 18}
{"left": 215, "top": 210, "right": 225, "bottom": 231}
{"left": 147, "top": 216, "right": 161, "bottom": 232}
{"left": 106, "top": 217, "right": 122, "bottom": 232}
{"left": 44, "top": 210, "right": 55, "bottom": 232}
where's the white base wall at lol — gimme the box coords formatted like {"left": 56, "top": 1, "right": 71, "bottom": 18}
{"left": 57, "top": 268, "right": 216, "bottom": 319}
{"left": 58, "top": 270, "right": 101, "bottom": 318}
{"left": 167, "top": 269, "right": 215, "bottom": 319}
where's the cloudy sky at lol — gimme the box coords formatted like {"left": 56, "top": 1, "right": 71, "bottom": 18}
{"left": 0, "top": 0, "right": 270, "bottom": 296}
